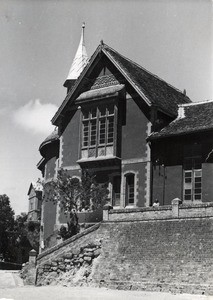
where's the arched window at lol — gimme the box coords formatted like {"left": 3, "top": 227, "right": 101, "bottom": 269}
{"left": 125, "top": 173, "right": 135, "bottom": 205}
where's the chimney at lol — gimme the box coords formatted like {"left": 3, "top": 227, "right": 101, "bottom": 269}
{"left": 178, "top": 105, "right": 185, "bottom": 118}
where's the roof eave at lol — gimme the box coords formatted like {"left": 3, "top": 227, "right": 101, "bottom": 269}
{"left": 148, "top": 127, "right": 213, "bottom": 141}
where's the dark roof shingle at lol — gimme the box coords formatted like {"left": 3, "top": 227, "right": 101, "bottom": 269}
{"left": 149, "top": 101, "right": 213, "bottom": 140}
{"left": 52, "top": 43, "right": 191, "bottom": 124}
{"left": 103, "top": 45, "right": 191, "bottom": 116}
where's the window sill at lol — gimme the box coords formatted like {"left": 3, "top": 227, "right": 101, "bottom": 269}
{"left": 77, "top": 156, "right": 121, "bottom": 167}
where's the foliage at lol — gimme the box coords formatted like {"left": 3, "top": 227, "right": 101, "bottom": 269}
{"left": 0, "top": 194, "right": 15, "bottom": 260}
{"left": 14, "top": 214, "right": 40, "bottom": 252}
{"left": 0, "top": 195, "right": 38, "bottom": 263}
{"left": 43, "top": 168, "right": 109, "bottom": 240}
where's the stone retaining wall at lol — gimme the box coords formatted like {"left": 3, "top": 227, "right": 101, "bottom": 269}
{"left": 37, "top": 241, "right": 102, "bottom": 286}
{"left": 36, "top": 204, "right": 213, "bottom": 295}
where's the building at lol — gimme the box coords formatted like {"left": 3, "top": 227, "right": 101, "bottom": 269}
{"left": 149, "top": 100, "right": 213, "bottom": 205}
{"left": 27, "top": 181, "right": 43, "bottom": 222}
{"left": 37, "top": 24, "right": 213, "bottom": 248}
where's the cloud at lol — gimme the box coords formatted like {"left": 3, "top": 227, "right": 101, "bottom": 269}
{"left": 0, "top": 107, "right": 8, "bottom": 116}
{"left": 13, "top": 99, "right": 58, "bottom": 135}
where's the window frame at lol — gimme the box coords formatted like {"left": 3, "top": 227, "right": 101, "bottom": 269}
{"left": 125, "top": 173, "right": 135, "bottom": 206}
{"left": 80, "top": 101, "right": 118, "bottom": 160}
{"left": 183, "top": 156, "right": 202, "bottom": 202}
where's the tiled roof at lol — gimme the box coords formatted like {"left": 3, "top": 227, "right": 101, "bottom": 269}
{"left": 52, "top": 43, "right": 191, "bottom": 125}
{"left": 28, "top": 181, "right": 43, "bottom": 195}
{"left": 149, "top": 100, "right": 213, "bottom": 140}
{"left": 39, "top": 128, "right": 59, "bottom": 152}
{"left": 31, "top": 181, "right": 43, "bottom": 192}
{"left": 102, "top": 45, "right": 191, "bottom": 116}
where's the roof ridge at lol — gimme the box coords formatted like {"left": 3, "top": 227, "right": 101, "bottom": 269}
{"left": 103, "top": 43, "right": 190, "bottom": 101}
{"left": 179, "top": 99, "right": 213, "bottom": 107}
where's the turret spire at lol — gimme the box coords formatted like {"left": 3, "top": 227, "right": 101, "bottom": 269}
{"left": 64, "top": 22, "right": 89, "bottom": 89}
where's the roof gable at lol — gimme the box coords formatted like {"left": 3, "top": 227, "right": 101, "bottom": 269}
{"left": 52, "top": 43, "right": 191, "bottom": 126}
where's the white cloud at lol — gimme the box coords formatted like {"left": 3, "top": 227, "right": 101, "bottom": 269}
{"left": 13, "top": 99, "right": 58, "bottom": 135}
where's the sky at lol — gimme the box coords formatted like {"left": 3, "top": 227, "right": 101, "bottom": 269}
{"left": 0, "top": 0, "right": 212, "bottom": 215}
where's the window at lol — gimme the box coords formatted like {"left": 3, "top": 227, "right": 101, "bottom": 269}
{"left": 81, "top": 105, "right": 115, "bottom": 159}
{"left": 183, "top": 157, "right": 202, "bottom": 201}
{"left": 29, "top": 200, "right": 34, "bottom": 211}
{"left": 126, "top": 173, "right": 135, "bottom": 205}
{"left": 112, "top": 176, "right": 121, "bottom": 206}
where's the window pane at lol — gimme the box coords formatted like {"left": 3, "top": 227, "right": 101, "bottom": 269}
{"left": 185, "top": 171, "right": 192, "bottom": 178}
{"left": 99, "top": 119, "right": 106, "bottom": 144}
{"left": 184, "top": 195, "right": 192, "bottom": 200}
{"left": 185, "top": 178, "right": 191, "bottom": 183}
{"left": 194, "top": 170, "right": 202, "bottom": 177}
{"left": 90, "top": 121, "right": 97, "bottom": 145}
{"left": 185, "top": 189, "right": 192, "bottom": 195}
{"left": 195, "top": 194, "right": 202, "bottom": 200}
{"left": 107, "top": 117, "right": 114, "bottom": 143}
{"left": 126, "top": 174, "right": 134, "bottom": 204}
{"left": 83, "top": 122, "right": 89, "bottom": 147}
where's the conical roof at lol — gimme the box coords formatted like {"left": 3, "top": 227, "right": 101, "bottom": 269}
{"left": 65, "top": 23, "right": 89, "bottom": 82}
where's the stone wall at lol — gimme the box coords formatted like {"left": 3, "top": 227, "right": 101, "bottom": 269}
{"left": 36, "top": 207, "right": 213, "bottom": 295}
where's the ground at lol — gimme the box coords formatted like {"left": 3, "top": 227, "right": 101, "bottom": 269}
{"left": 0, "top": 271, "right": 212, "bottom": 300}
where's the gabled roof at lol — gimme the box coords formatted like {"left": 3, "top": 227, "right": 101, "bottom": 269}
{"left": 52, "top": 43, "right": 191, "bottom": 126}
{"left": 28, "top": 181, "right": 43, "bottom": 195}
{"left": 149, "top": 100, "right": 213, "bottom": 140}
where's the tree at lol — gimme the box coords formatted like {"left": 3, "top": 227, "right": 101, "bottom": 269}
{"left": 0, "top": 194, "right": 15, "bottom": 260}
{"left": 43, "top": 168, "right": 109, "bottom": 239}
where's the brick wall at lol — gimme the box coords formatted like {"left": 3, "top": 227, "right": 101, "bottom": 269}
{"left": 106, "top": 202, "right": 213, "bottom": 222}
{"left": 37, "top": 212, "right": 213, "bottom": 295}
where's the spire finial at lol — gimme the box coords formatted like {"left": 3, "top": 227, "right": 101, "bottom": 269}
{"left": 81, "top": 22, "right": 85, "bottom": 44}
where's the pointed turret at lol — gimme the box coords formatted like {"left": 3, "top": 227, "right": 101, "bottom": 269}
{"left": 63, "top": 23, "right": 89, "bottom": 91}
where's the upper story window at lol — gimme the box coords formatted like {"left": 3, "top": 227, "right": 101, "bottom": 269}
{"left": 81, "top": 104, "right": 116, "bottom": 159}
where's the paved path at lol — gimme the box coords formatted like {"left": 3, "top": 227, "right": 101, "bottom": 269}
{"left": 0, "top": 286, "right": 212, "bottom": 300}
{"left": 0, "top": 271, "right": 212, "bottom": 300}
{"left": 0, "top": 271, "right": 23, "bottom": 289}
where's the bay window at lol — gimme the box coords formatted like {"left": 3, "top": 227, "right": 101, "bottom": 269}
{"left": 81, "top": 104, "right": 116, "bottom": 159}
